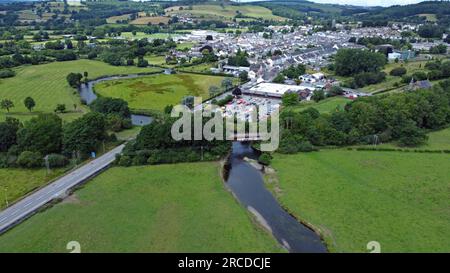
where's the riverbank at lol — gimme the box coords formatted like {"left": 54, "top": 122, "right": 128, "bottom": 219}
{"left": 223, "top": 142, "right": 327, "bottom": 253}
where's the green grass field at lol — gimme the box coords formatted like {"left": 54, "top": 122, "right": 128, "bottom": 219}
{"left": 362, "top": 60, "right": 431, "bottom": 93}
{"left": 179, "top": 62, "right": 217, "bottom": 73}
{"left": 286, "top": 97, "right": 350, "bottom": 114}
{"left": 0, "top": 163, "right": 282, "bottom": 252}
{"left": 176, "top": 42, "right": 196, "bottom": 51}
{"left": 270, "top": 150, "right": 450, "bottom": 252}
{"left": 358, "top": 127, "right": 450, "bottom": 150}
{"left": 0, "top": 60, "right": 161, "bottom": 121}
{"left": 145, "top": 55, "right": 168, "bottom": 66}
{"left": 95, "top": 73, "right": 228, "bottom": 111}
{"left": 165, "top": 4, "right": 285, "bottom": 21}
{"left": 120, "top": 32, "right": 179, "bottom": 40}
{"left": 0, "top": 168, "right": 66, "bottom": 210}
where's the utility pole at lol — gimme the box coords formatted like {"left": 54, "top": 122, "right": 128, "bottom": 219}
{"left": 4, "top": 187, "right": 8, "bottom": 208}
{"left": 44, "top": 155, "right": 51, "bottom": 174}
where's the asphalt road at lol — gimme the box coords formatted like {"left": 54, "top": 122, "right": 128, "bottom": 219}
{"left": 0, "top": 144, "right": 125, "bottom": 234}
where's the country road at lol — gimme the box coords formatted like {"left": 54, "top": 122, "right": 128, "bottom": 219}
{"left": 0, "top": 144, "right": 125, "bottom": 235}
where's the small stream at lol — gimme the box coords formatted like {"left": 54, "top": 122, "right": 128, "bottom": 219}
{"left": 225, "top": 142, "right": 327, "bottom": 253}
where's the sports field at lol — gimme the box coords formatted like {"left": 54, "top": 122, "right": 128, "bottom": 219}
{"left": 0, "top": 163, "right": 282, "bottom": 252}
{"left": 0, "top": 60, "right": 161, "bottom": 121}
{"left": 95, "top": 73, "right": 229, "bottom": 111}
{"left": 270, "top": 150, "right": 450, "bottom": 252}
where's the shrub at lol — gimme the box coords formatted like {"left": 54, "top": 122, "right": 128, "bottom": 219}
{"left": 17, "top": 151, "right": 43, "bottom": 168}
{"left": 258, "top": 153, "right": 272, "bottom": 166}
{"left": 298, "top": 141, "right": 317, "bottom": 152}
{"left": 389, "top": 67, "right": 407, "bottom": 77}
{"left": 0, "top": 69, "right": 15, "bottom": 78}
{"left": 132, "top": 154, "right": 148, "bottom": 165}
{"left": 118, "top": 155, "right": 132, "bottom": 167}
{"left": 46, "top": 153, "right": 69, "bottom": 168}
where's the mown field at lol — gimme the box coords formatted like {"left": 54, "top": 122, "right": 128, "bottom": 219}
{"left": 95, "top": 73, "right": 229, "bottom": 111}
{"left": 0, "top": 60, "right": 161, "bottom": 121}
{"left": 165, "top": 4, "right": 286, "bottom": 21}
{"left": 270, "top": 150, "right": 450, "bottom": 252}
{"left": 0, "top": 163, "right": 282, "bottom": 253}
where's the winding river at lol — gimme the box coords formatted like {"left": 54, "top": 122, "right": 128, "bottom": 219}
{"left": 81, "top": 73, "right": 327, "bottom": 252}
{"left": 225, "top": 142, "right": 327, "bottom": 253}
{"left": 78, "top": 70, "right": 173, "bottom": 126}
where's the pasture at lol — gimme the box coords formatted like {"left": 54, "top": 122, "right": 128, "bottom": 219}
{"left": 270, "top": 150, "right": 450, "bottom": 252}
{"left": 130, "top": 16, "right": 170, "bottom": 25}
{"left": 0, "top": 60, "right": 161, "bottom": 121}
{"left": 94, "top": 73, "right": 229, "bottom": 111}
{"left": 165, "top": 4, "right": 286, "bottom": 21}
{"left": 0, "top": 168, "right": 66, "bottom": 210}
{"left": 286, "top": 97, "right": 350, "bottom": 114}
{"left": 0, "top": 163, "right": 282, "bottom": 252}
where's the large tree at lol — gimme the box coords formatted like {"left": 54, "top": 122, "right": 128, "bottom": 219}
{"left": 0, "top": 99, "right": 14, "bottom": 112}
{"left": 63, "top": 112, "right": 107, "bottom": 156}
{"left": 17, "top": 114, "right": 63, "bottom": 155}
{"left": 90, "top": 97, "right": 131, "bottom": 118}
{"left": 0, "top": 117, "right": 21, "bottom": 152}
{"left": 334, "top": 48, "right": 386, "bottom": 77}
{"left": 24, "top": 97, "right": 36, "bottom": 112}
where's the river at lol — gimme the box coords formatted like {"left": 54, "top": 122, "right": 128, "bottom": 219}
{"left": 81, "top": 73, "right": 327, "bottom": 252}
{"left": 225, "top": 142, "right": 327, "bottom": 253}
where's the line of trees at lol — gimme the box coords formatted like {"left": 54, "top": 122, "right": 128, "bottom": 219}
{"left": 0, "top": 96, "right": 133, "bottom": 168}
{"left": 278, "top": 82, "right": 450, "bottom": 153}
{"left": 115, "top": 114, "right": 230, "bottom": 167}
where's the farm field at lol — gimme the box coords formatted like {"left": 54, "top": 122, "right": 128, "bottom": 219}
{"left": 106, "top": 14, "right": 131, "bottom": 24}
{"left": 362, "top": 60, "right": 431, "bottom": 93}
{"left": 270, "top": 150, "right": 450, "bottom": 252}
{"left": 165, "top": 4, "right": 286, "bottom": 21}
{"left": 0, "top": 168, "right": 66, "bottom": 210}
{"left": 286, "top": 97, "right": 350, "bottom": 114}
{"left": 145, "top": 55, "right": 167, "bottom": 66}
{"left": 130, "top": 16, "right": 170, "bottom": 25}
{"left": 0, "top": 163, "right": 282, "bottom": 252}
{"left": 357, "top": 127, "right": 450, "bottom": 151}
{"left": 176, "top": 42, "right": 196, "bottom": 51}
{"left": 95, "top": 73, "right": 228, "bottom": 111}
{"left": 119, "top": 32, "right": 180, "bottom": 41}
{"left": 179, "top": 62, "right": 217, "bottom": 73}
{"left": 0, "top": 60, "right": 161, "bottom": 121}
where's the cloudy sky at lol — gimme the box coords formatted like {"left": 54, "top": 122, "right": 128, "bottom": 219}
{"left": 309, "top": 0, "right": 425, "bottom": 7}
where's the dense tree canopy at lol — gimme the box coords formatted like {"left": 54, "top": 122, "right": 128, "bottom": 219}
{"left": 17, "top": 113, "right": 63, "bottom": 155}
{"left": 334, "top": 49, "right": 386, "bottom": 77}
{"left": 63, "top": 112, "right": 107, "bottom": 156}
